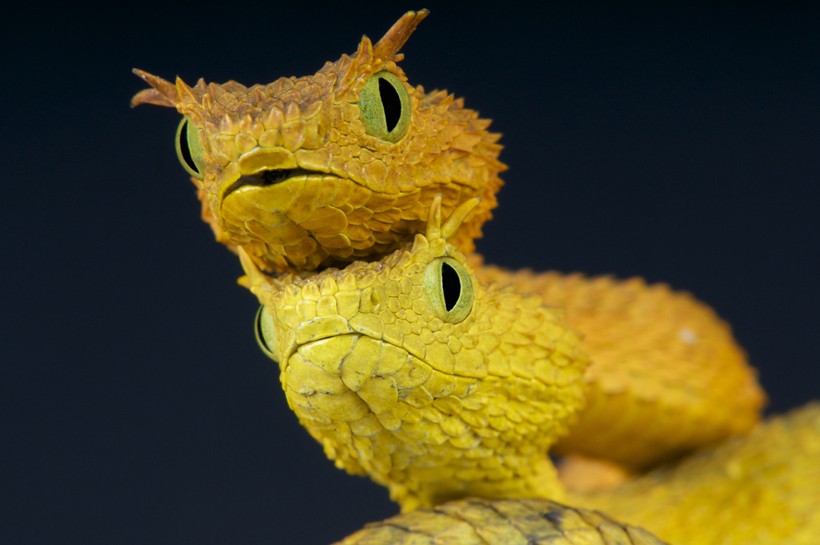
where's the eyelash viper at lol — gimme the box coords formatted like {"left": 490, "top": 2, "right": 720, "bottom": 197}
{"left": 133, "top": 9, "right": 819, "bottom": 544}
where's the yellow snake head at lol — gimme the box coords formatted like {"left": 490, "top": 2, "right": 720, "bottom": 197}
{"left": 241, "top": 196, "right": 590, "bottom": 511}
{"left": 131, "top": 10, "right": 506, "bottom": 273}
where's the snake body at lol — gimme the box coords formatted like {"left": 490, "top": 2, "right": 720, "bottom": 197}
{"left": 336, "top": 497, "right": 667, "bottom": 545}
{"left": 336, "top": 402, "right": 819, "bottom": 545}
{"left": 475, "top": 261, "right": 764, "bottom": 470}
{"left": 133, "top": 9, "right": 818, "bottom": 544}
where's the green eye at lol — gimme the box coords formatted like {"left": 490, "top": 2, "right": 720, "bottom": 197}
{"left": 254, "top": 306, "right": 278, "bottom": 362}
{"left": 359, "top": 71, "right": 412, "bottom": 143}
{"left": 423, "top": 257, "right": 473, "bottom": 323}
{"left": 175, "top": 117, "right": 205, "bottom": 178}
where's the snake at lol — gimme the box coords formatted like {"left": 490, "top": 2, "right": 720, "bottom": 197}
{"left": 132, "top": 9, "right": 819, "bottom": 544}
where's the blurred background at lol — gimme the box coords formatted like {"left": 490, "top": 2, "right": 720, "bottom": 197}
{"left": 3, "top": 2, "right": 819, "bottom": 544}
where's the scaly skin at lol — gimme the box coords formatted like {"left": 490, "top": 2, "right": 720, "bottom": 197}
{"left": 246, "top": 202, "right": 818, "bottom": 543}
{"left": 337, "top": 404, "right": 820, "bottom": 545}
{"left": 242, "top": 197, "right": 763, "bottom": 510}
{"left": 474, "top": 264, "right": 765, "bottom": 469}
{"left": 243, "top": 198, "right": 590, "bottom": 510}
{"left": 335, "top": 497, "right": 667, "bottom": 545}
{"left": 132, "top": 10, "right": 505, "bottom": 273}
{"left": 571, "top": 402, "right": 820, "bottom": 545}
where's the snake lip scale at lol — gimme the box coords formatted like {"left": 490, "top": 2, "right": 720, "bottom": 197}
{"left": 223, "top": 168, "right": 334, "bottom": 198}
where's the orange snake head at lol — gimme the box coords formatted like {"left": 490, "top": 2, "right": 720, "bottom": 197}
{"left": 131, "top": 10, "right": 506, "bottom": 273}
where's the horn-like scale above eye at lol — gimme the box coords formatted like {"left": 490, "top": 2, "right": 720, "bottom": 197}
{"left": 359, "top": 71, "right": 412, "bottom": 143}
{"left": 423, "top": 257, "right": 474, "bottom": 323}
{"left": 175, "top": 117, "right": 205, "bottom": 179}
{"left": 254, "top": 306, "right": 279, "bottom": 362}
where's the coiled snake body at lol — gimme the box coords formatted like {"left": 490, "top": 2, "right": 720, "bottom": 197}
{"left": 133, "top": 10, "right": 819, "bottom": 544}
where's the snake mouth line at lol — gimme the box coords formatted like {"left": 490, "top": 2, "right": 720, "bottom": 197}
{"left": 292, "top": 332, "right": 480, "bottom": 381}
{"left": 223, "top": 168, "right": 335, "bottom": 199}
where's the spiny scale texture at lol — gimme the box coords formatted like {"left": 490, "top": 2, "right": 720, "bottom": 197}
{"left": 336, "top": 404, "right": 820, "bottom": 545}
{"left": 475, "top": 265, "right": 766, "bottom": 468}
{"left": 242, "top": 208, "right": 590, "bottom": 510}
{"left": 335, "top": 497, "right": 667, "bottom": 545}
{"left": 132, "top": 10, "right": 505, "bottom": 273}
{"left": 573, "top": 403, "right": 820, "bottom": 545}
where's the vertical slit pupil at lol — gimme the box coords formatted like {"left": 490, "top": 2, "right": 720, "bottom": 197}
{"left": 378, "top": 77, "right": 402, "bottom": 132}
{"left": 440, "top": 262, "right": 462, "bottom": 312}
{"left": 178, "top": 120, "right": 199, "bottom": 173}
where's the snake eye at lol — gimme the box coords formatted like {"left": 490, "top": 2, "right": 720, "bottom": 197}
{"left": 423, "top": 257, "right": 473, "bottom": 323}
{"left": 359, "top": 71, "right": 411, "bottom": 143}
{"left": 175, "top": 117, "right": 205, "bottom": 179}
{"left": 254, "top": 306, "right": 278, "bottom": 362}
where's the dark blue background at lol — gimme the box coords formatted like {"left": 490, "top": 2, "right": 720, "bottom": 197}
{"left": 3, "top": 3, "right": 819, "bottom": 544}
